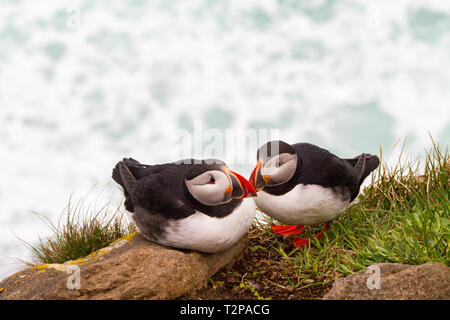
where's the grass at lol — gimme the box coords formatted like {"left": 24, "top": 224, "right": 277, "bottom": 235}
{"left": 24, "top": 194, "right": 133, "bottom": 265}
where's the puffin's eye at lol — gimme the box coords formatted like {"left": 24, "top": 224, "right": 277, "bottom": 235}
{"left": 208, "top": 176, "right": 215, "bottom": 184}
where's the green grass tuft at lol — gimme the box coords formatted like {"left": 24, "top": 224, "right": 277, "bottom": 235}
{"left": 25, "top": 194, "right": 133, "bottom": 265}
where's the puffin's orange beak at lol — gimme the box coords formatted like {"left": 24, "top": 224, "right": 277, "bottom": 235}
{"left": 249, "top": 161, "right": 260, "bottom": 187}
{"left": 249, "top": 160, "right": 265, "bottom": 191}
{"left": 228, "top": 170, "right": 257, "bottom": 198}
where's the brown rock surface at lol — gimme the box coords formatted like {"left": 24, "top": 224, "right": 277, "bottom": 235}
{"left": 324, "top": 262, "right": 450, "bottom": 300}
{"left": 0, "top": 232, "right": 247, "bottom": 300}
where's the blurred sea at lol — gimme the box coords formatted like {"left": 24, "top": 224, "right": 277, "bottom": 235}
{"left": 0, "top": 0, "right": 449, "bottom": 279}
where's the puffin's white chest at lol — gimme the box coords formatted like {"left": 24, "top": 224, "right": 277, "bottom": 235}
{"left": 254, "top": 184, "right": 350, "bottom": 225}
{"left": 160, "top": 199, "right": 256, "bottom": 253}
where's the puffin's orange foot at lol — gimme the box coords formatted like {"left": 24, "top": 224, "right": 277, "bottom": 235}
{"left": 291, "top": 222, "right": 332, "bottom": 247}
{"left": 271, "top": 225, "right": 304, "bottom": 236}
{"left": 293, "top": 236, "right": 310, "bottom": 247}
{"left": 316, "top": 221, "right": 332, "bottom": 240}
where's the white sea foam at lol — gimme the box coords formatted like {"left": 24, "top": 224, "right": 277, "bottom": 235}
{"left": 0, "top": 0, "right": 449, "bottom": 279}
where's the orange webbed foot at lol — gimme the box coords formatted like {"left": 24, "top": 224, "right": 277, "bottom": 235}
{"left": 271, "top": 224, "right": 305, "bottom": 236}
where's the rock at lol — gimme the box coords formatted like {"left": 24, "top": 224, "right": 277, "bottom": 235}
{"left": 324, "top": 262, "right": 450, "bottom": 300}
{"left": 0, "top": 232, "right": 247, "bottom": 300}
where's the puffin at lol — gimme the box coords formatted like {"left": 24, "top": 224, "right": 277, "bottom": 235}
{"left": 248, "top": 140, "right": 380, "bottom": 247}
{"left": 112, "top": 157, "right": 257, "bottom": 253}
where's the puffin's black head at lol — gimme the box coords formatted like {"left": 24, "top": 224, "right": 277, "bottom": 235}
{"left": 185, "top": 159, "right": 257, "bottom": 206}
{"left": 249, "top": 140, "right": 297, "bottom": 191}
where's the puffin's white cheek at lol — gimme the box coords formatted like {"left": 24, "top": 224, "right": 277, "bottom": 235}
{"left": 206, "top": 186, "right": 222, "bottom": 201}
{"left": 260, "top": 167, "right": 279, "bottom": 183}
{"left": 261, "top": 165, "right": 278, "bottom": 176}
{"left": 191, "top": 185, "right": 227, "bottom": 206}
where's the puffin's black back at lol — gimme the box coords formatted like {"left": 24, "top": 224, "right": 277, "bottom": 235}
{"left": 112, "top": 158, "right": 161, "bottom": 212}
{"left": 112, "top": 158, "right": 243, "bottom": 219}
{"left": 262, "top": 143, "right": 379, "bottom": 201}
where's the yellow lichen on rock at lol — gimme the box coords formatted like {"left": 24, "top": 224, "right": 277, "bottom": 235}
{"left": 13, "top": 275, "right": 31, "bottom": 285}
{"left": 110, "top": 231, "right": 137, "bottom": 246}
{"left": 32, "top": 263, "right": 66, "bottom": 272}
{"left": 64, "top": 231, "right": 138, "bottom": 266}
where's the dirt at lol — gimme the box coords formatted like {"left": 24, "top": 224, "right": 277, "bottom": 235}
{"left": 180, "top": 227, "right": 333, "bottom": 300}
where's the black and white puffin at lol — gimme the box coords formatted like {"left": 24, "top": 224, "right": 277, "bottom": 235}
{"left": 249, "top": 140, "right": 380, "bottom": 247}
{"left": 112, "top": 158, "right": 257, "bottom": 253}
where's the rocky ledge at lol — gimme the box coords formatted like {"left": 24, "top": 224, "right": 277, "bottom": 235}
{"left": 324, "top": 262, "right": 450, "bottom": 300}
{"left": 0, "top": 232, "right": 247, "bottom": 300}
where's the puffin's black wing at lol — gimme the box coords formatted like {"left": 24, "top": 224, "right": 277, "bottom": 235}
{"left": 343, "top": 154, "right": 380, "bottom": 187}
{"left": 121, "top": 158, "right": 156, "bottom": 179}
{"left": 343, "top": 153, "right": 380, "bottom": 201}
{"left": 112, "top": 160, "right": 140, "bottom": 212}
{"left": 112, "top": 158, "right": 171, "bottom": 212}
{"left": 293, "top": 143, "right": 358, "bottom": 187}
{"left": 113, "top": 160, "right": 196, "bottom": 219}
{"left": 132, "top": 172, "right": 196, "bottom": 220}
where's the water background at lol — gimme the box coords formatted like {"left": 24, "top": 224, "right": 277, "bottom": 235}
{"left": 1, "top": 0, "right": 449, "bottom": 279}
